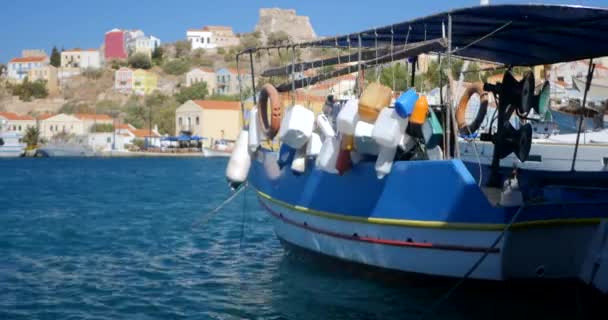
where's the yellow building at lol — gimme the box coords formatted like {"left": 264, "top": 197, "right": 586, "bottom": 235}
{"left": 39, "top": 113, "right": 113, "bottom": 140}
{"left": 133, "top": 69, "right": 158, "bottom": 95}
{"left": 175, "top": 100, "right": 241, "bottom": 147}
{"left": 28, "top": 65, "right": 59, "bottom": 95}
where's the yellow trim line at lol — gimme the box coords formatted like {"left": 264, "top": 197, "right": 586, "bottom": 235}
{"left": 257, "top": 191, "right": 601, "bottom": 231}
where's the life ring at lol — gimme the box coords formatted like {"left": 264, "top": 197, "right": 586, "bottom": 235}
{"left": 456, "top": 83, "right": 489, "bottom": 135}
{"left": 258, "top": 84, "right": 282, "bottom": 140}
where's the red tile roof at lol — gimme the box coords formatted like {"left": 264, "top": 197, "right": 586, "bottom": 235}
{"left": 116, "top": 123, "right": 135, "bottom": 130}
{"left": 129, "top": 128, "right": 160, "bottom": 138}
{"left": 193, "top": 100, "right": 241, "bottom": 111}
{"left": 0, "top": 112, "right": 35, "bottom": 120}
{"left": 74, "top": 113, "right": 113, "bottom": 121}
{"left": 37, "top": 113, "right": 55, "bottom": 120}
{"left": 199, "top": 67, "right": 214, "bottom": 73}
{"left": 9, "top": 56, "right": 47, "bottom": 63}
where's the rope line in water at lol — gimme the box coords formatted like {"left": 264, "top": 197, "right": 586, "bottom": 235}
{"left": 420, "top": 202, "right": 527, "bottom": 319}
{"left": 192, "top": 182, "right": 248, "bottom": 227}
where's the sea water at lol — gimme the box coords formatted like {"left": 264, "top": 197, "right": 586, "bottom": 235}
{"left": 0, "top": 158, "right": 604, "bottom": 319}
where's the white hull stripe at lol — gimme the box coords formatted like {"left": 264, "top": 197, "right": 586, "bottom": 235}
{"left": 260, "top": 199, "right": 500, "bottom": 254}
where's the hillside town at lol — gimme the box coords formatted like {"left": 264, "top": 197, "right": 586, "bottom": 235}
{"left": 0, "top": 7, "right": 607, "bottom": 156}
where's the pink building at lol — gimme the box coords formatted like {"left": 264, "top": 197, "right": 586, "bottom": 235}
{"left": 105, "top": 29, "right": 127, "bottom": 60}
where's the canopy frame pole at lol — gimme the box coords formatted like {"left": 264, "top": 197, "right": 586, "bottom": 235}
{"left": 571, "top": 58, "right": 596, "bottom": 171}
{"left": 248, "top": 50, "right": 257, "bottom": 105}
{"left": 445, "top": 16, "right": 452, "bottom": 159}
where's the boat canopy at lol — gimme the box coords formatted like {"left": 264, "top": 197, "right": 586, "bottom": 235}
{"left": 294, "top": 5, "right": 608, "bottom": 66}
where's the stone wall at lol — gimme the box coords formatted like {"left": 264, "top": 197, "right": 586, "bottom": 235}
{"left": 254, "top": 8, "right": 316, "bottom": 44}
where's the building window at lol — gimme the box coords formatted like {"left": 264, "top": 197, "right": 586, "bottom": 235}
{"left": 18, "top": 125, "right": 22, "bottom": 131}
{"left": 178, "top": 117, "right": 182, "bottom": 126}
{"left": 107, "top": 137, "right": 112, "bottom": 143}
{"left": 196, "top": 117, "right": 199, "bottom": 125}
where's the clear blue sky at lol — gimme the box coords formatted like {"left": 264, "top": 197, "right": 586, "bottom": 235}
{"left": 1, "top": 0, "right": 606, "bottom": 63}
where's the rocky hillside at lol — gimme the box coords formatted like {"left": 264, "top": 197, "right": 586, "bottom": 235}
{"left": 255, "top": 8, "right": 316, "bottom": 44}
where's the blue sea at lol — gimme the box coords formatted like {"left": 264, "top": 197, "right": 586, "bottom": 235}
{"left": 1, "top": 158, "right": 605, "bottom": 319}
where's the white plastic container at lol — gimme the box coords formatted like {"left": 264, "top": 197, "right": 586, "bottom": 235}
{"left": 399, "top": 133, "right": 416, "bottom": 152}
{"left": 354, "top": 121, "right": 379, "bottom": 155}
{"left": 375, "top": 145, "right": 397, "bottom": 179}
{"left": 315, "top": 137, "right": 339, "bottom": 174}
{"left": 372, "top": 108, "right": 408, "bottom": 148}
{"left": 306, "top": 133, "right": 322, "bottom": 157}
{"left": 248, "top": 107, "right": 260, "bottom": 152}
{"left": 291, "top": 147, "right": 307, "bottom": 174}
{"left": 226, "top": 130, "right": 251, "bottom": 184}
{"left": 279, "top": 105, "right": 315, "bottom": 149}
{"left": 426, "top": 146, "right": 444, "bottom": 160}
{"left": 336, "top": 99, "right": 359, "bottom": 135}
{"left": 316, "top": 114, "right": 335, "bottom": 138}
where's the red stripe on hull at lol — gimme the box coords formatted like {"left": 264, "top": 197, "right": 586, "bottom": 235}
{"left": 259, "top": 199, "right": 500, "bottom": 254}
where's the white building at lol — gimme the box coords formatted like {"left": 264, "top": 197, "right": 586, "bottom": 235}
{"left": 7, "top": 56, "right": 49, "bottom": 83}
{"left": 61, "top": 49, "right": 103, "bottom": 70}
{"left": 187, "top": 29, "right": 215, "bottom": 50}
{"left": 550, "top": 61, "right": 608, "bottom": 88}
{"left": 127, "top": 35, "right": 161, "bottom": 57}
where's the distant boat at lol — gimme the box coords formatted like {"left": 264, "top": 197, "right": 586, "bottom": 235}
{"left": 0, "top": 131, "right": 26, "bottom": 158}
{"left": 572, "top": 76, "right": 608, "bottom": 103}
{"left": 36, "top": 136, "right": 95, "bottom": 157}
{"left": 202, "top": 140, "right": 232, "bottom": 158}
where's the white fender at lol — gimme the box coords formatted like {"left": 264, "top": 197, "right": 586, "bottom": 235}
{"left": 226, "top": 130, "right": 251, "bottom": 184}
{"left": 375, "top": 145, "right": 397, "bottom": 179}
{"left": 291, "top": 147, "right": 307, "bottom": 174}
{"left": 316, "top": 114, "right": 336, "bottom": 138}
{"left": 248, "top": 107, "right": 260, "bottom": 152}
{"left": 306, "top": 133, "right": 322, "bottom": 157}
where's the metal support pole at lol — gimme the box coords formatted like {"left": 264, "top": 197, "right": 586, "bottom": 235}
{"left": 236, "top": 54, "right": 246, "bottom": 129}
{"left": 410, "top": 57, "right": 416, "bottom": 88}
{"left": 571, "top": 58, "right": 596, "bottom": 171}
{"left": 445, "top": 16, "right": 452, "bottom": 159}
{"left": 291, "top": 45, "right": 297, "bottom": 105}
{"left": 248, "top": 50, "right": 257, "bottom": 105}
{"left": 357, "top": 33, "right": 363, "bottom": 97}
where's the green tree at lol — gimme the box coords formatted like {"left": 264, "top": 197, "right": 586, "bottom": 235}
{"left": 11, "top": 78, "right": 49, "bottom": 101}
{"left": 152, "top": 46, "right": 164, "bottom": 65}
{"left": 50, "top": 46, "right": 61, "bottom": 67}
{"left": 217, "top": 47, "right": 226, "bottom": 55}
{"left": 239, "top": 32, "right": 262, "bottom": 50}
{"left": 174, "top": 40, "right": 192, "bottom": 58}
{"left": 123, "top": 97, "right": 149, "bottom": 128}
{"left": 266, "top": 31, "right": 291, "bottom": 46}
{"left": 162, "top": 58, "right": 191, "bottom": 75}
{"left": 23, "top": 126, "right": 40, "bottom": 149}
{"left": 128, "top": 53, "right": 152, "bottom": 69}
{"left": 191, "top": 48, "right": 213, "bottom": 67}
{"left": 174, "top": 81, "right": 208, "bottom": 104}
{"left": 91, "top": 123, "right": 114, "bottom": 132}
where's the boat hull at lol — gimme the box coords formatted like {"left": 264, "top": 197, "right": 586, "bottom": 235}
{"left": 202, "top": 147, "right": 231, "bottom": 158}
{"left": 249, "top": 149, "right": 608, "bottom": 283}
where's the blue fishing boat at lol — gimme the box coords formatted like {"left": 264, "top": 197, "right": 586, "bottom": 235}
{"left": 226, "top": 4, "right": 608, "bottom": 294}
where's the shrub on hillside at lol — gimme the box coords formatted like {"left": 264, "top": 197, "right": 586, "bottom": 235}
{"left": 174, "top": 40, "right": 192, "bottom": 58}
{"left": 82, "top": 68, "right": 103, "bottom": 79}
{"left": 217, "top": 48, "right": 226, "bottom": 55}
{"left": 59, "top": 101, "right": 93, "bottom": 114}
{"left": 152, "top": 46, "right": 164, "bottom": 65}
{"left": 110, "top": 59, "right": 128, "bottom": 70}
{"left": 162, "top": 59, "right": 191, "bottom": 75}
{"left": 128, "top": 53, "right": 152, "bottom": 69}
{"left": 10, "top": 78, "right": 48, "bottom": 101}
{"left": 92, "top": 123, "right": 114, "bottom": 133}
{"left": 174, "top": 81, "right": 208, "bottom": 104}
{"left": 267, "top": 31, "right": 291, "bottom": 46}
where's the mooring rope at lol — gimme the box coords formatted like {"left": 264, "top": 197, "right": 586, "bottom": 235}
{"left": 420, "top": 202, "right": 527, "bottom": 319}
{"left": 192, "top": 182, "right": 249, "bottom": 227}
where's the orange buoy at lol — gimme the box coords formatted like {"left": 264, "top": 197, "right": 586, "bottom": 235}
{"left": 456, "top": 83, "right": 489, "bottom": 135}
{"left": 258, "top": 84, "right": 282, "bottom": 140}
